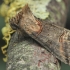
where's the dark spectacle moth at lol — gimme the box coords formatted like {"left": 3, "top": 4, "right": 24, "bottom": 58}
{"left": 10, "top": 4, "right": 70, "bottom": 65}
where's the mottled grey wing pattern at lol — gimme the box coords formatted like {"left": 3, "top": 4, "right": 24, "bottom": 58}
{"left": 27, "top": 23, "right": 70, "bottom": 65}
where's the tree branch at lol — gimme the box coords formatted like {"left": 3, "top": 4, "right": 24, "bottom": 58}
{"left": 6, "top": 0, "right": 69, "bottom": 70}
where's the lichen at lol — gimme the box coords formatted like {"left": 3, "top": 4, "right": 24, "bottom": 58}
{"left": 56, "top": 0, "right": 65, "bottom": 11}
{"left": 56, "top": 0, "right": 61, "bottom": 2}
{"left": 1, "top": 24, "right": 15, "bottom": 62}
{"left": 0, "top": 0, "right": 50, "bottom": 62}
{"left": 28, "top": 0, "right": 50, "bottom": 19}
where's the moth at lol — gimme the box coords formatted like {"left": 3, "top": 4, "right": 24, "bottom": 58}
{"left": 9, "top": 4, "right": 70, "bottom": 65}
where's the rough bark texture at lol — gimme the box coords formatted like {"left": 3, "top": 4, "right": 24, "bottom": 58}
{"left": 6, "top": 32, "right": 60, "bottom": 70}
{"left": 6, "top": 0, "right": 69, "bottom": 70}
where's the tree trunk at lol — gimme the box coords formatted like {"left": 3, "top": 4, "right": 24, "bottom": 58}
{"left": 6, "top": 0, "right": 69, "bottom": 70}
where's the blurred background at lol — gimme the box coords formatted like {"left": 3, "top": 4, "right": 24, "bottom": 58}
{"left": 0, "top": 0, "right": 70, "bottom": 70}
{"left": 0, "top": 0, "right": 6, "bottom": 69}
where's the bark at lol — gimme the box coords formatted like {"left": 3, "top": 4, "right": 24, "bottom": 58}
{"left": 6, "top": 0, "right": 69, "bottom": 70}
{"left": 6, "top": 32, "right": 60, "bottom": 70}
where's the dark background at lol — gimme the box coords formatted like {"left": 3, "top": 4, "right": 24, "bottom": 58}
{"left": 0, "top": 0, "right": 70, "bottom": 70}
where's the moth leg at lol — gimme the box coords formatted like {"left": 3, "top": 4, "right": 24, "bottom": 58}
{"left": 36, "top": 20, "right": 43, "bottom": 35}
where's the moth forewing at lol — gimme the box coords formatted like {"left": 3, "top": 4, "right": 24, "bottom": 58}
{"left": 28, "top": 23, "right": 70, "bottom": 65}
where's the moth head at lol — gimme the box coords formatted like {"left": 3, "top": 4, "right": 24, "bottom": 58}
{"left": 9, "top": 4, "right": 35, "bottom": 29}
{"left": 9, "top": 17, "right": 20, "bottom": 30}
